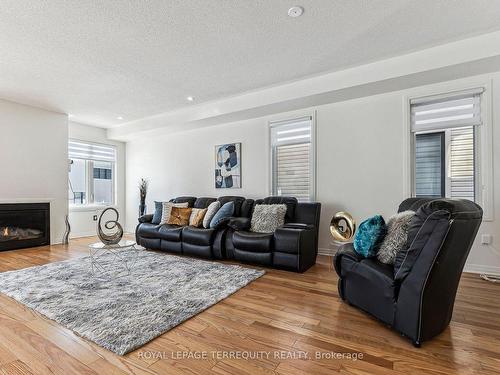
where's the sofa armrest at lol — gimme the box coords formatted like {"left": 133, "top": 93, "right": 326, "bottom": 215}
{"left": 274, "top": 225, "right": 317, "bottom": 272}
{"left": 333, "top": 242, "right": 361, "bottom": 276}
{"left": 211, "top": 217, "right": 233, "bottom": 230}
{"left": 138, "top": 214, "right": 153, "bottom": 223}
{"left": 227, "top": 217, "right": 251, "bottom": 231}
{"left": 281, "top": 222, "right": 314, "bottom": 230}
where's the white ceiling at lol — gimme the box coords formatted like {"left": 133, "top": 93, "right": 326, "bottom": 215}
{"left": 1, "top": 0, "right": 500, "bottom": 128}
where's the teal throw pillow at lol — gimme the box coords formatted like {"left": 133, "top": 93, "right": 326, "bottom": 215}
{"left": 210, "top": 201, "right": 235, "bottom": 228}
{"left": 353, "top": 215, "right": 387, "bottom": 258}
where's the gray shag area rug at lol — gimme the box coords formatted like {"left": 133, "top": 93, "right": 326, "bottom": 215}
{"left": 0, "top": 250, "right": 264, "bottom": 355}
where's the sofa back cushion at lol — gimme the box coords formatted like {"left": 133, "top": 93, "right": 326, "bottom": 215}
{"left": 294, "top": 202, "right": 321, "bottom": 227}
{"left": 217, "top": 196, "right": 245, "bottom": 216}
{"left": 193, "top": 197, "right": 216, "bottom": 209}
{"left": 240, "top": 199, "right": 255, "bottom": 218}
{"left": 397, "top": 198, "right": 433, "bottom": 213}
{"left": 394, "top": 201, "right": 452, "bottom": 281}
{"left": 171, "top": 196, "right": 197, "bottom": 207}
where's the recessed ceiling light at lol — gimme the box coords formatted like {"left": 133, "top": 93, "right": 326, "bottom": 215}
{"left": 288, "top": 6, "right": 304, "bottom": 18}
{"left": 117, "top": 116, "right": 123, "bottom": 120}
{"left": 186, "top": 96, "right": 194, "bottom": 102}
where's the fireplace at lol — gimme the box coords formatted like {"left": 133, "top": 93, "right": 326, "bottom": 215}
{"left": 0, "top": 203, "right": 50, "bottom": 251}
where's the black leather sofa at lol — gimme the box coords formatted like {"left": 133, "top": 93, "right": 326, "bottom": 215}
{"left": 334, "top": 198, "right": 482, "bottom": 346}
{"left": 136, "top": 195, "right": 321, "bottom": 272}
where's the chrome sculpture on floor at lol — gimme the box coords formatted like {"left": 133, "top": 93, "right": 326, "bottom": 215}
{"left": 330, "top": 211, "right": 356, "bottom": 242}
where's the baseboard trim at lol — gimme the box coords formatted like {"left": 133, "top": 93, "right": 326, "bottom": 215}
{"left": 464, "top": 263, "right": 500, "bottom": 276}
{"left": 318, "top": 247, "right": 335, "bottom": 256}
{"left": 70, "top": 231, "right": 97, "bottom": 239}
{"left": 69, "top": 231, "right": 134, "bottom": 240}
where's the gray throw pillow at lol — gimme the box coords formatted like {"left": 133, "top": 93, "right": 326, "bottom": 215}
{"left": 203, "top": 201, "right": 221, "bottom": 228}
{"left": 250, "top": 204, "right": 287, "bottom": 233}
{"left": 377, "top": 210, "right": 415, "bottom": 265}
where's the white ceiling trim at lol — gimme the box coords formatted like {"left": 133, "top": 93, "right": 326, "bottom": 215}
{"left": 107, "top": 31, "right": 500, "bottom": 141}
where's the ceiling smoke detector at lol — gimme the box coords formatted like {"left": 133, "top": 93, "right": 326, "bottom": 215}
{"left": 288, "top": 6, "right": 304, "bottom": 18}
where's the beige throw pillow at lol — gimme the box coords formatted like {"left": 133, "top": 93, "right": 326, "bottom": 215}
{"left": 203, "top": 201, "right": 221, "bottom": 228}
{"left": 160, "top": 202, "right": 189, "bottom": 224}
{"left": 189, "top": 208, "right": 207, "bottom": 227}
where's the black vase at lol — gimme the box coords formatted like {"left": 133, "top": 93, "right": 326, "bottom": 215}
{"left": 139, "top": 203, "right": 146, "bottom": 217}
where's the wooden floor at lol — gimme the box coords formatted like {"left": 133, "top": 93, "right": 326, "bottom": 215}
{"left": 0, "top": 237, "right": 499, "bottom": 375}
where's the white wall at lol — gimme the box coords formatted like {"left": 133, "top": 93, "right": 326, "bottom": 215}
{"left": 0, "top": 99, "right": 68, "bottom": 244}
{"left": 68, "top": 122, "right": 126, "bottom": 238}
{"left": 126, "top": 72, "right": 500, "bottom": 275}
{"left": 126, "top": 117, "right": 269, "bottom": 218}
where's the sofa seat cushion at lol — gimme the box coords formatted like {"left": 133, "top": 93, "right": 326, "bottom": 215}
{"left": 137, "top": 223, "right": 161, "bottom": 239}
{"left": 359, "top": 259, "right": 395, "bottom": 281}
{"left": 227, "top": 217, "right": 251, "bottom": 231}
{"left": 157, "top": 224, "right": 184, "bottom": 241}
{"left": 182, "top": 226, "right": 216, "bottom": 246}
{"left": 340, "top": 256, "right": 397, "bottom": 323}
{"left": 233, "top": 231, "right": 273, "bottom": 253}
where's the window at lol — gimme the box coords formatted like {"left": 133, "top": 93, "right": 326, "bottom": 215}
{"left": 411, "top": 88, "right": 482, "bottom": 202}
{"left": 270, "top": 116, "right": 315, "bottom": 202}
{"left": 415, "top": 132, "right": 445, "bottom": 198}
{"left": 68, "top": 140, "right": 116, "bottom": 206}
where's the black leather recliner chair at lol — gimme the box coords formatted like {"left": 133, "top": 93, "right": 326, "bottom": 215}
{"left": 136, "top": 195, "right": 321, "bottom": 272}
{"left": 334, "top": 198, "right": 482, "bottom": 346}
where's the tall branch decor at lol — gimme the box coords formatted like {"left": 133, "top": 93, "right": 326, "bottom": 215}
{"left": 139, "top": 178, "right": 148, "bottom": 217}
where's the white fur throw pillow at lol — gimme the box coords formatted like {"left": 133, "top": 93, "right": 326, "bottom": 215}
{"left": 160, "top": 202, "right": 189, "bottom": 225}
{"left": 377, "top": 210, "right": 415, "bottom": 265}
{"left": 203, "top": 201, "right": 221, "bottom": 228}
{"left": 250, "top": 204, "right": 287, "bottom": 233}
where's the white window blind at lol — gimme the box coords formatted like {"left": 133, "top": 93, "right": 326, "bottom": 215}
{"left": 270, "top": 116, "right": 314, "bottom": 202}
{"left": 68, "top": 140, "right": 116, "bottom": 162}
{"left": 449, "top": 127, "right": 474, "bottom": 200}
{"left": 415, "top": 132, "right": 444, "bottom": 198}
{"left": 410, "top": 88, "right": 483, "bottom": 133}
